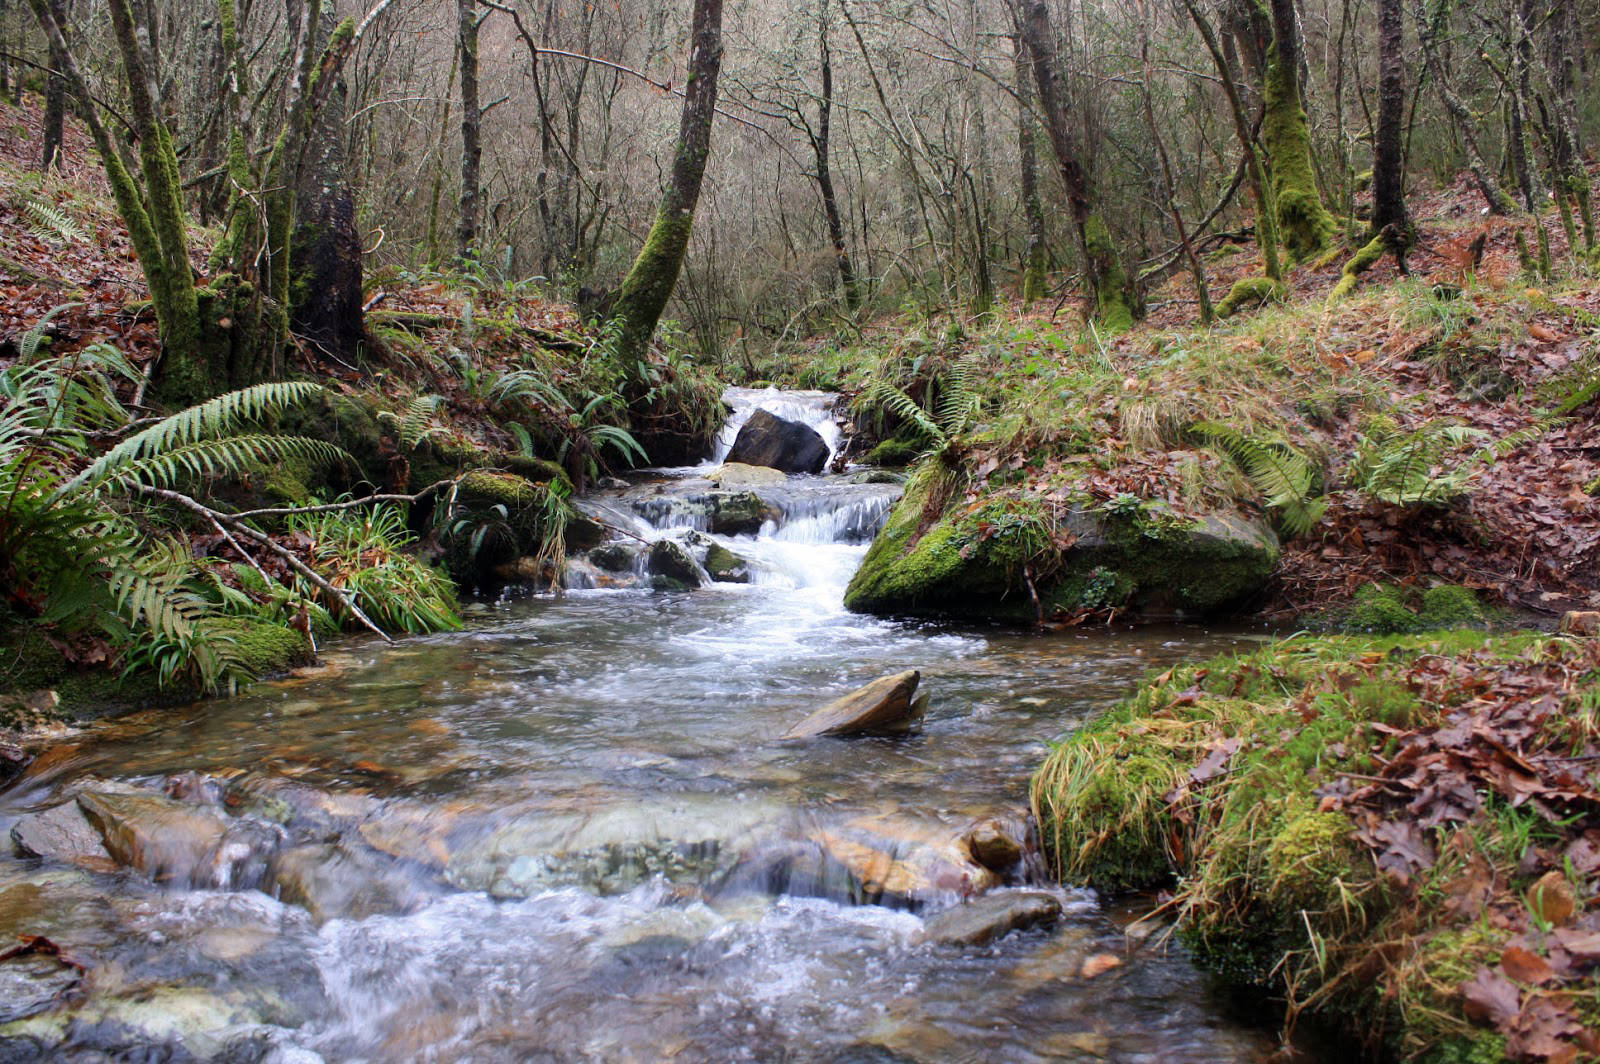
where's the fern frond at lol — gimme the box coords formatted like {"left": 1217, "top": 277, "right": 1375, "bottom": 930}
{"left": 92, "top": 436, "right": 348, "bottom": 492}
{"left": 1192, "top": 421, "right": 1326, "bottom": 537}
{"left": 16, "top": 302, "right": 84, "bottom": 362}
{"left": 381, "top": 393, "right": 445, "bottom": 450}
{"left": 25, "top": 200, "right": 87, "bottom": 244}
{"left": 862, "top": 380, "right": 943, "bottom": 444}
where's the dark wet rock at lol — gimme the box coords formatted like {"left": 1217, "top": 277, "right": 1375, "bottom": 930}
{"left": 268, "top": 842, "right": 435, "bottom": 923}
{"left": 589, "top": 543, "right": 640, "bottom": 573}
{"left": 725, "top": 410, "right": 829, "bottom": 475}
{"left": 782, "top": 671, "right": 923, "bottom": 739}
{"left": 921, "top": 891, "right": 1062, "bottom": 946}
{"left": 704, "top": 544, "right": 751, "bottom": 584}
{"left": 706, "top": 462, "right": 786, "bottom": 487}
{"left": 10, "top": 802, "right": 116, "bottom": 872}
{"left": 648, "top": 539, "right": 702, "bottom": 589}
{"left": 564, "top": 514, "right": 607, "bottom": 553}
{"left": 76, "top": 791, "right": 234, "bottom": 885}
{"left": 848, "top": 470, "right": 907, "bottom": 485}
{"left": 964, "top": 818, "right": 1027, "bottom": 875}
{"left": 704, "top": 492, "right": 774, "bottom": 536}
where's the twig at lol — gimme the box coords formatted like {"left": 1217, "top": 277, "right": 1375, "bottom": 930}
{"left": 226, "top": 478, "right": 462, "bottom": 520}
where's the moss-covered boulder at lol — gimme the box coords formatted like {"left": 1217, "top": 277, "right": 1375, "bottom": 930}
{"left": 704, "top": 543, "right": 751, "bottom": 583}
{"left": 843, "top": 474, "right": 1278, "bottom": 621}
{"left": 1338, "top": 583, "right": 1486, "bottom": 634}
{"left": 864, "top": 436, "right": 924, "bottom": 468}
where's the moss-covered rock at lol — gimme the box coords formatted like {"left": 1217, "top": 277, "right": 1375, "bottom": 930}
{"left": 1216, "top": 275, "right": 1287, "bottom": 318}
{"left": 1340, "top": 583, "right": 1485, "bottom": 634}
{"left": 864, "top": 437, "right": 925, "bottom": 468}
{"left": 704, "top": 543, "right": 751, "bottom": 583}
{"left": 844, "top": 478, "right": 1278, "bottom": 621}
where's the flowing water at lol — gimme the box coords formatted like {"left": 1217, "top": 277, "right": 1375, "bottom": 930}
{"left": 0, "top": 391, "right": 1298, "bottom": 1063}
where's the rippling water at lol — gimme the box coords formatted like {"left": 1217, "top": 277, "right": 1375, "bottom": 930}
{"left": 0, "top": 392, "right": 1300, "bottom": 1063}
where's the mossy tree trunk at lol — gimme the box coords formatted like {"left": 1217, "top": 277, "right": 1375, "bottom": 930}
{"left": 1262, "top": 0, "right": 1335, "bottom": 263}
{"left": 1015, "top": 0, "right": 1141, "bottom": 331}
{"left": 456, "top": 0, "right": 482, "bottom": 262}
{"left": 1014, "top": 35, "right": 1049, "bottom": 305}
{"left": 607, "top": 0, "right": 724, "bottom": 372}
{"left": 290, "top": 7, "right": 366, "bottom": 366}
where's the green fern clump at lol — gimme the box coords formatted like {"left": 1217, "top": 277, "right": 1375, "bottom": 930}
{"left": 1345, "top": 413, "right": 1563, "bottom": 507}
{"left": 857, "top": 354, "right": 984, "bottom": 460}
{"left": 287, "top": 506, "right": 460, "bottom": 634}
{"left": 25, "top": 199, "right": 87, "bottom": 244}
{"left": 1190, "top": 421, "right": 1327, "bottom": 537}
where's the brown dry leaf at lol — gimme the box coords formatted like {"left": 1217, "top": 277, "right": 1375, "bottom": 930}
{"left": 1461, "top": 966, "right": 1520, "bottom": 1027}
{"left": 1079, "top": 953, "right": 1122, "bottom": 978}
{"left": 1501, "top": 946, "right": 1556, "bottom": 986}
{"left": 1529, "top": 324, "right": 1561, "bottom": 343}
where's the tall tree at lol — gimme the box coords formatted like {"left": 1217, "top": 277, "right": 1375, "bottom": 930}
{"left": 456, "top": 0, "right": 482, "bottom": 262}
{"left": 607, "top": 0, "right": 724, "bottom": 370}
{"left": 1014, "top": 34, "right": 1048, "bottom": 305}
{"left": 39, "top": 0, "right": 66, "bottom": 170}
{"left": 1262, "top": 0, "right": 1335, "bottom": 262}
{"left": 1014, "top": 0, "right": 1140, "bottom": 330}
{"left": 1369, "top": 0, "right": 1411, "bottom": 238}
{"left": 808, "top": 0, "right": 860, "bottom": 314}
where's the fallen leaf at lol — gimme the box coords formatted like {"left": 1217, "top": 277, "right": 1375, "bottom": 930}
{"left": 1080, "top": 953, "right": 1122, "bottom": 978}
{"left": 1501, "top": 945, "right": 1556, "bottom": 985}
{"left": 1461, "top": 966, "right": 1520, "bottom": 1027}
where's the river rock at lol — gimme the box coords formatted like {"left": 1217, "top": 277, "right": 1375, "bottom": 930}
{"left": 725, "top": 410, "right": 830, "bottom": 475}
{"left": 10, "top": 801, "right": 117, "bottom": 872}
{"left": 268, "top": 842, "right": 434, "bottom": 923}
{"left": 789, "top": 815, "right": 1000, "bottom": 907}
{"left": 648, "top": 539, "right": 703, "bottom": 589}
{"left": 76, "top": 791, "right": 234, "bottom": 885}
{"left": 0, "top": 951, "right": 81, "bottom": 1023}
{"left": 921, "top": 891, "right": 1062, "bottom": 946}
{"left": 705, "top": 543, "right": 751, "bottom": 583}
{"left": 964, "top": 818, "right": 1027, "bottom": 875}
{"left": 705, "top": 491, "right": 775, "bottom": 535}
{"left": 782, "top": 670, "right": 923, "bottom": 739}
{"left": 706, "top": 462, "right": 787, "bottom": 487}
{"left": 590, "top": 542, "right": 640, "bottom": 573}
{"left": 844, "top": 476, "right": 1278, "bottom": 621}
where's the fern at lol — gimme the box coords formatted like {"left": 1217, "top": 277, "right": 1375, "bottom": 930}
{"left": 1191, "top": 421, "right": 1328, "bottom": 537}
{"left": 1345, "top": 414, "right": 1564, "bottom": 506}
{"left": 380, "top": 394, "right": 446, "bottom": 450}
{"left": 858, "top": 354, "right": 984, "bottom": 457}
{"left": 25, "top": 199, "right": 87, "bottom": 244}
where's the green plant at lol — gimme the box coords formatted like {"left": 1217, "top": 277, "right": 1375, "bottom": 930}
{"left": 858, "top": 354, "right": 984, "bottom": 460}
{"left": 24, "top": 199, "right": 87, "bottom": 244}
{"left": 1191, "top": 421, "right": 1328, "bottom": 537}
{"left": 380, "top": 394, "right": 447, "bottom": 450}
{"left": 286, "top": 505, "right": 460, "bottom": 633}
{"left": 1345, "top": 414, "right": 1563, "bottom": 507}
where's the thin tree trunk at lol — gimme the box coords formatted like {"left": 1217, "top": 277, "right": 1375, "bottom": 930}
{"left": 1014, "top": 0, "right": 1139, "bottom": 330}
{"left": 812, "top": 10, "right": 860, "bottom": 314}
{"left": 1413, "top": 0, "right": 1518, "bottom": 214}
{"left": 456, "top": 0, "right": 481, "bottom": 261}
{"left": 1014, "top": 34, "right": 1047, "bottom": 305}
{"left": 607, "top": 0, "right": 723, "bottom": 368}
{"left": 40, "top": 0, "right": 67, "bottom": 170}
{"left": 1138, "top": 0, "right": 1211, "bottom": 323}
{"left": 1370, "top": 0, "right": 1411, "bottom": 238}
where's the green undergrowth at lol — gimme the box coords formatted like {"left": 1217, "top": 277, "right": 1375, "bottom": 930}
{"left": 1031, "top": 630, "right": 1597, "bottom": 1061}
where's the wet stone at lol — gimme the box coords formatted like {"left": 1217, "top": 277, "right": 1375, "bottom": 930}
{"left": 921, "top": 891, "right": 1062, "bottom": 946}
{"left": 10, "top": 802, "right": 116, "bottom": 872}
{"left": 782, "top": 670, "right": 923, "bottom": 739}
{"left": 268, "top": 842, "right": 436, "bottom": 923}
{"left": 76, "top": 791, "right": 233, "bottom": 885}
{"left": 648, "top": 539, "right": 702, "bottom": 589}
{"left": 0, "top": 953, "right": 80, "bottom": 1023}
{"left": 965, "top": 818, "right": 1027, "bottom": 875}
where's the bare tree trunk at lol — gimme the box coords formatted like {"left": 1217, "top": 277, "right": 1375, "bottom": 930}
{"left": 1138, "top": 0, "right": 1211, "bottom": 323}
{"left": 456, "top": 0, "right": 481, "bottom": 261}
{"left": 811, "top": 8, "right": 860, "bottom": 314}
{"left": 1413, "top": 0, "right": 1518, "bottom": 214}
{"left": 1014, "top": 34, "right": 1047, "bottom": 305}
{"left": 40, "top": 0, "right": 68, "bottom": 170}
{"left": 1370, "top": 0, "right": 1411, "bottom": 239}
{"left": 607, "top": 0, "right": 723, "bottom": 368}
{"left": 1014, "top": 0, "right": 1139, "bottom": 330}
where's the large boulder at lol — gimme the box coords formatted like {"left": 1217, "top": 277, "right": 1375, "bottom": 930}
{"left": 782, "top": 670, "right": 924, "bottom": 739}
{"left": 844, "top": 475, "right": 1278, "bottom": 621}
{"left": 725, "top": 409, "right": 829, "bottom": 475}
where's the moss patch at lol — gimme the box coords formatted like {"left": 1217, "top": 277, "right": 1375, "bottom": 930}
{"left": 1338, "top": 582, "right": 1486, "bottom": 633}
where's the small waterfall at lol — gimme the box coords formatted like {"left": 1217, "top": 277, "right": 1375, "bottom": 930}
{"left": 710, "top": 387, "right": 844, "bottom": 466}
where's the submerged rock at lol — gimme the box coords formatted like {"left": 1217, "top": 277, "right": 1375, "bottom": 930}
{"left": 76, "top": 791, "right": 235, "bottom": 886}
{"left": 964, "top": 818, "right": 1028, "bottom": 875}
{"left": 589, "top": 542, "right": 640, "bottom": 573}
{"left": 268, "top": 842, "right": 435, "bottom": 923}
{"left": 706, "top": 462, "right": 787, "bottom": 487}
{"left": 782, "top": 670, "right": 923, "bottom": 739}
{"left": 921, "top": 891, "right": 1062, "bottom": 946}
{"left": 704, "top": 491, "right": 774, "bottom": 535}
{"left": 725, "top": 409, "right": 829, "bottom": 475}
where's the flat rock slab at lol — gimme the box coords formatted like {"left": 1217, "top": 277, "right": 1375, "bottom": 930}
{"left": 77, "top": 790, "right": 231, "bottom": 885}
{"left": 706, "top": 462, "right": 788, "bottom": 487}
{"left": 11, "top": 802, "right": 117, "bottom": 872}
{"left": 921, "top": 891, "right": 1063, "bottom": 946}
{"left": 783, "top": 670, "right": 923, "bottom": 739}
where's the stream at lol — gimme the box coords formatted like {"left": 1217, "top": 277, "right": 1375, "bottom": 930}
{"left": 0, "top": 390, "right": 1299, "bottom": 1062}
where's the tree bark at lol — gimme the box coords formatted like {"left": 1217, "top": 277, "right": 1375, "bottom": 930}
{"left": 40, "top": 0, "right": 67, "bottom": 170}
{"left": 1014, "top": 35, "right": 1047, "bottom": 305}
{"left": 811, "top": 13, "right": 860, "bottom": 315}
{"left": 1412, "top": 0, "right": 1518, "bottom": 215}
{"left": 1263, "top": 0, "right": 1335, "bottom": 262}
{"left": 1014, "top": 0, "right": 1139, "bottom": 330}
{"left": 290, "top": 7, "right": 364, "bottom": 365}
{"left": 1370, "top": 0, "right": 1411, "bottom": 237}
{"left": 456, "top": 0, "right": 481, "bottom": 261}
{"left": 607, "top": 0, "right": 723, "bottom": 368}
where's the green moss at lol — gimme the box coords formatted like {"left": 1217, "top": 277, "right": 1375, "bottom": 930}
{"left": 1265, "top": 811, "right": 1358, "bottom": 911}
{"left": 865, "top": 437, "right": 924, "bottom": 468}
{"left": 1418, "top": 585, "right": 1484, "bottom": 628}
{"left": 1340, "top": 583, "right": 1485, "bottom": 634}
{"left": 1084, "top": 214, "right": 1138, "bottom": 332}
{"left": 1346, "top": 583, "right": 1420, "bottom": 633}
{"left": 1328, "top": 232, "right": 1387, "bottom": 301}
{"left": 458, "top": 470, "right": 542, "bottom": 508}
{"left": 212, "top": 619, "right": 313, "bottom": 679}
{"left": 704, "top": 543, "right": 750, "bottom": 583}
{"left": 1215, "top": 275, "right": 1287, "bottom": 318}
{"left": 1263, "top": 48, "right": 1335, "bottom": 263}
